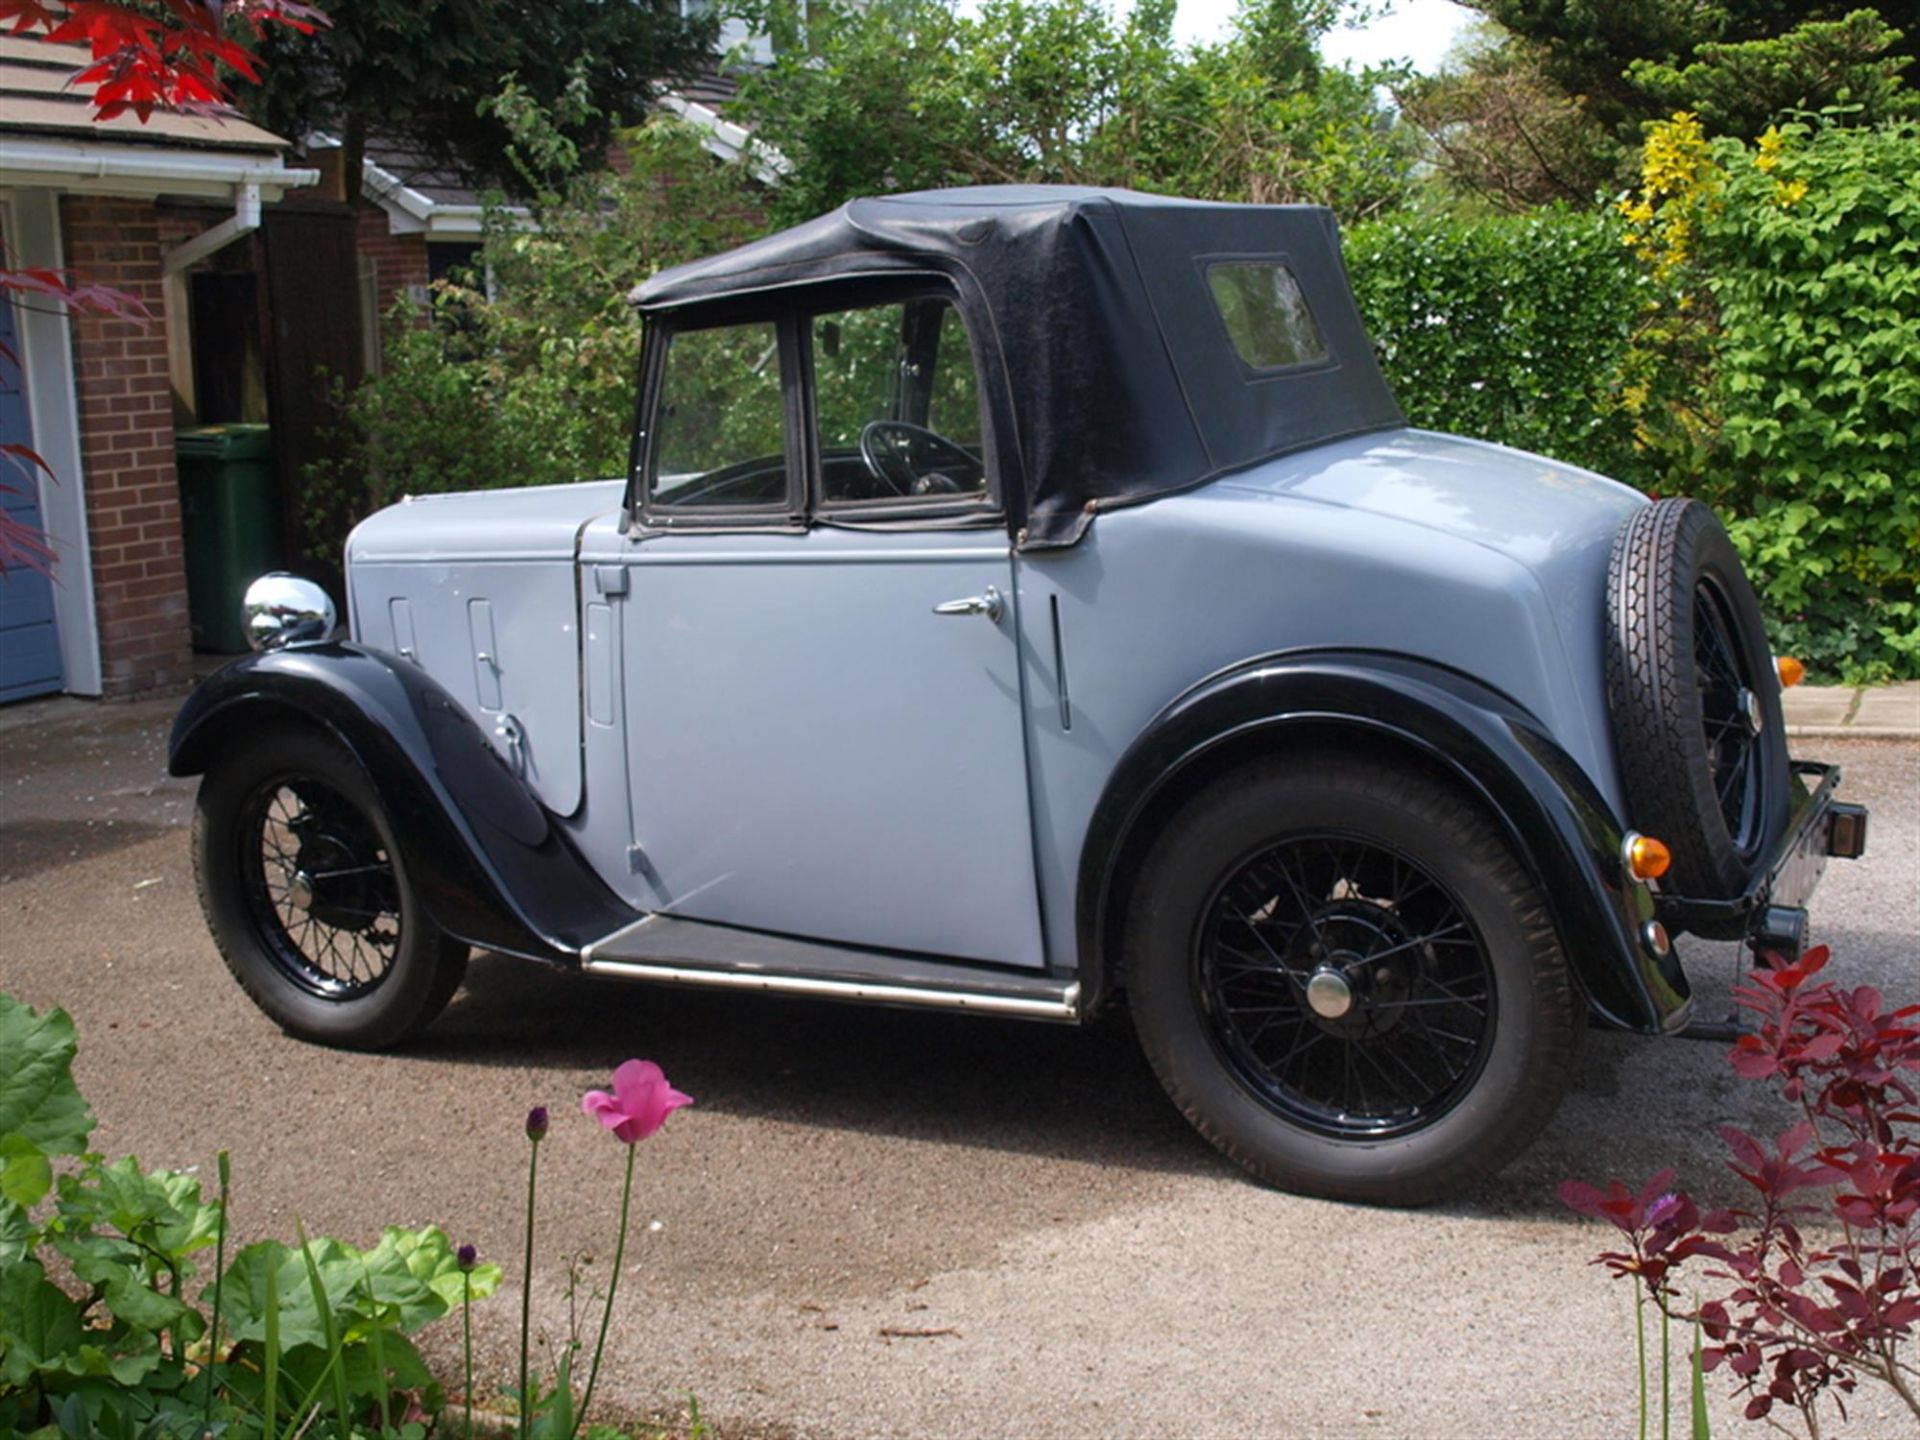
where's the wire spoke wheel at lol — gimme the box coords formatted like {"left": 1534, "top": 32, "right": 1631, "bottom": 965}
{"left": 1692, "top": 578, "right": 1764, "bottom": 859}
{"left": 194, "top": 726, "right": 467, "bottom": 1049}
{"left": 1125, "top": 753, "right": 1574, "bottom": 1204}
{"left": 241, "top": 775, "right": 402, "bottom": 999}
{"left": 1195, "top": 834, "right": 1495, "bottom": 1140}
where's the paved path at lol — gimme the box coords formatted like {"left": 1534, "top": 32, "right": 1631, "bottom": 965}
{"left": 2, "top": 700, "right": 1916, "bottom": 1438}
{"left": 1785, "top": 679, "right": 1920, "bottom": 738}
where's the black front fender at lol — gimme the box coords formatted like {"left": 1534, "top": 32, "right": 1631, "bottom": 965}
{"left": 169, "top": 643, "right": 633, "bottom": 964}
{"left": 1078, "top": 650, "right": 1689, "bottom": 1034}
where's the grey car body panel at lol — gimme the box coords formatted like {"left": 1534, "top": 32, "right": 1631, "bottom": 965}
{"left": 584, "top": 524, "right": 1046, "bottom": 966}
{"left": 1014, "top": 428, "right": 1641, "bottom": 975}
{"left": 333, "top": 422, "right": 1646, "bottom": 992}
{"left": 346, "top": 479, "right": 626, "bottom": 818}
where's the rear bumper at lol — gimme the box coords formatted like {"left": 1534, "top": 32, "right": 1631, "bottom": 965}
{"left": 1657, "top": 760, "right": 1868, "bottom": 948}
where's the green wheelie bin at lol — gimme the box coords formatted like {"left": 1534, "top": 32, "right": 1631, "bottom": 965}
{"left": 176, "top": 423, "right": 278, "bottom": 653}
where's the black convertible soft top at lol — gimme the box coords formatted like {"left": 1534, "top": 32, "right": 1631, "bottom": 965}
{"left": 633, "top": 186, "right": 1403, "bottom": 548}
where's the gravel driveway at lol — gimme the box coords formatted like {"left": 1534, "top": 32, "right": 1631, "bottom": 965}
{"left": 3, "top": 697, "right": 1915, "bottom": 1438}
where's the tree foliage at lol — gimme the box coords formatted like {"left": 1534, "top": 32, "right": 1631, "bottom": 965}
{"left": 1464, "top": 1, "right": 1919, "bottom": 139}
{"left": 302, "top": 95, "right": 764, "bottom": 564}
{"left": 1627, "top": 7, "right": 1917, "bottom": 136}
{"left": 1409, "top": 6, "right": 1915, "bottom": 211}
{"left": 729, "top": 0, "right": 1416, "bottom": 226}
{"left": 1397, "top": 26, "right": 1628, "bottom": 211}
{"left": 244, "top": 0, "right": 718, "bottom": 195}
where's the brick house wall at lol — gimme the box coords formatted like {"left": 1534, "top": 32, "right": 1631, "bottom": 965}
{"left": 357, "top": 204, "right": 428, "bottom": 328}
{"left": 59, "top": 196, "right": 193, "bottom": 697}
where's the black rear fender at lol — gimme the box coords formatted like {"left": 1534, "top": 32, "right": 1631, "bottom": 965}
{"left": 1079, "top": 651, "right": 1688, "bottom": 1034}
{"left": 169, "top": 644, "right": 632, "bottom": 964}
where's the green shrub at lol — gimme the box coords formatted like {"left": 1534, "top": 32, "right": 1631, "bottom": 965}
{"left": 1345, "top": 208, "right": 1653, "bottom": 487}
{"left": 0, "top": 992, "right": 502, "bottom": 1436}
{"left": 1693, "top": 119, "right": 1920, "bottom": 680}
{"left": 301, "top": 108, "right": 764, "bottom": 569}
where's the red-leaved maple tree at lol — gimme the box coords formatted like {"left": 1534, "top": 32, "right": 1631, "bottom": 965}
{"left": 0, "top": 0, "right": 323, "bottom": 572}
{"left": 1562, "top": 946, "right": 1920, "bottom": 1436}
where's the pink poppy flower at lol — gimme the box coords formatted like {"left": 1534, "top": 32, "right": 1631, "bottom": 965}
{"left": 581, "top": 1059, "right": 693, "bottom": 1144}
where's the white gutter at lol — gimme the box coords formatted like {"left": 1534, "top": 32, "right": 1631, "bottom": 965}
{"left": 0, "top": 134, "right": 319, "bottom": 200}
{"left": 655, "top": 92, "right": 789, "bottom": 185}
{"left": 163, "top": 181, "right": 260, "bottom": 273}
{"left": 308, "top": 134, "right": 528, "bottom": 239}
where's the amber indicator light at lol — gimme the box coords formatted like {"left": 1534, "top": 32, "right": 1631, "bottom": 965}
{"left": 1624, "top": 832, "right": 1672, "bottom": 881}
{"left": 1776, "top": 655, "right": 1806, "bottom": 688}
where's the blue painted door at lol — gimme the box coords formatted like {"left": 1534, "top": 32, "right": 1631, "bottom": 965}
{"left": 0, "top": 289, "right": 64, "bottom": 703}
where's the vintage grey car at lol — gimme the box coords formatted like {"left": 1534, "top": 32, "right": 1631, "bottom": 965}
{"left": 170, "top": 186, "right": 1867, "bottom": 1203}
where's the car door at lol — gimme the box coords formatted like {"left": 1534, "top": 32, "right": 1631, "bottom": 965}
{"left": 613, "top": 296, "right": 1047, "bottom": 969}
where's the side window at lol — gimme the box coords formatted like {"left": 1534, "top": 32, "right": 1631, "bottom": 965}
{"left": 648, "top": 321, "right": 788, "bottom": 512}
{"left": 1206, "top": 262, "right": 1328, "bottom": 371}
{"left": 811, "top": 297, "right": 988, "bottom": 506}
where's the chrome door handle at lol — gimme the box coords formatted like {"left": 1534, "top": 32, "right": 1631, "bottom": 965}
{"left": 932, "top": 585, "right": 1003, "bottom": 623}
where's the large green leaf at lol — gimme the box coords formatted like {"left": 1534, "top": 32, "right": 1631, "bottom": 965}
{"left": 0, "top": 1133, "right": 52, "bottom": 1209}
{"left": 0, "top": 1258, "right": 158, "bottom": 1388}
{"left": 216, "top": 1240, "right": 335, "bottom": 1350}
{"left": 0, "top": 1259, "right": 84, "bottom": 1386}
{"left": 57, "top": 1155, "right": 219, "bottom": 1265}
{"left": 0, "top": 1197, "right": 34, "bottom": 1265}
{"left": 53, "top": 1228, "right": 195, "bottom": 1336}
{"left": 0, "top": 994, "right": 96, "bottom": 1157}
{"left": 214, "top": 1224, "right": 495, "bottom": 1352}
{"left": 371, "top": 1225, "right": 501, "bottom": 1331}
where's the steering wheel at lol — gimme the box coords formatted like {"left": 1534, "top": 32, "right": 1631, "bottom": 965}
{"left": 858, "top": 421, "right": 981, "bottom": 497}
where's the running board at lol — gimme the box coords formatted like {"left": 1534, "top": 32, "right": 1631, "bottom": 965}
{"left": 580, "top": 913, "right": 1083, "bottom": 1023}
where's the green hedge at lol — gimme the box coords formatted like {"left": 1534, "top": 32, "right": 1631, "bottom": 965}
{"left": 1345, "top": 208, "right": 1652, "bottom": 489}
{"left": 1692, "top": 120, "right": 1920, "bottom": 680}
{"left": 1347, "top": 151, "right": 1920, "bottom": 683}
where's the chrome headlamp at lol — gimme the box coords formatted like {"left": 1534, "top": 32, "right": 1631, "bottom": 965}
{"left": 242, "top": 573, "right": 336, "bottom": 652}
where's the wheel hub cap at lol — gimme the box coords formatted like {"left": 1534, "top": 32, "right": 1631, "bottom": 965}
{"left": 1741, "top": 687, "right": 1764, "bottom": 735}
{"left": 286, "top": 870, "right": 316, "bottom": 913}
{"left": 1305, "top": 967, "right": 1354, "bottom": 1019}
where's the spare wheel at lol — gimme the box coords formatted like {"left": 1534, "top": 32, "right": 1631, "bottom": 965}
{"left": 1606, "top": 497, "right": 1793, "bottom": 903}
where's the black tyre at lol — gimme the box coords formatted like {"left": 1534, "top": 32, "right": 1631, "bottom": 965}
{"left": 1124, "top": 753, "right": 1577, "bottom": 1205}
{"left": 1607, "top": 498, "right": 1792, "bottom": 901}
{"left": 192, "top": 725, "right": 468, "bottom": 1049}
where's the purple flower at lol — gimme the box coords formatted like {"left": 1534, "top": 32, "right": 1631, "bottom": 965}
{"left": 525, "top": 1105, "right": 550, "bottom": 1142}
{"left": 457, "top": 1243, "right": 477, "bottom": 1272}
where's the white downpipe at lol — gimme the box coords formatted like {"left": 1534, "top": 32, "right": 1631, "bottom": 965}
{"left": 163, "top": 182, "right": 262, "bottom": 274}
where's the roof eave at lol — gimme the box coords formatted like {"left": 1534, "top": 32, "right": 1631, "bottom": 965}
{"left": 653, "top": 91, "right": 788, "bottom": 186}
{"left": 0, "top": 134, "right": 318, "bottom": 200}
{"left": 312, "top": 133, "right": 528, "bottom": 237}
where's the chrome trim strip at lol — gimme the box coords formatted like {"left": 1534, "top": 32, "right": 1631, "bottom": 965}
{"left": 623, "top": 548, "right": 1005, "bottom": 566}
{"left": 580, "top": 911, "right": 669, "bottom": 960}
{"left": 582, "top": 955, "right": 1082, "bottom": 1022}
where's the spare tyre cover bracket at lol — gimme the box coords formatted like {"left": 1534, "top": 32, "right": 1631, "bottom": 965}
{"left": 1655, "top": 760, "right": 1859, "bottom": 942}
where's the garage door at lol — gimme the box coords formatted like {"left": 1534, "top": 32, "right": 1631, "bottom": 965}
{"left": 1, "top": 289, "right": 64, "bottom": 703}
